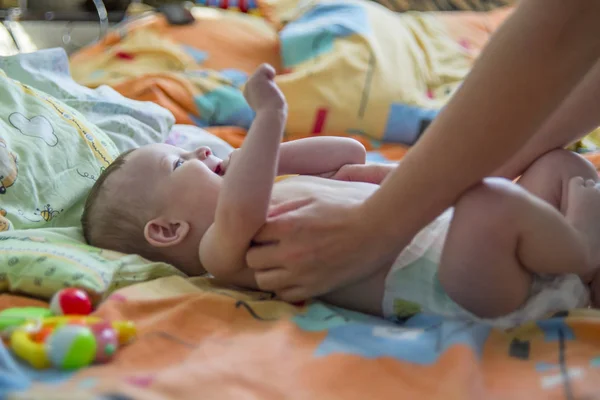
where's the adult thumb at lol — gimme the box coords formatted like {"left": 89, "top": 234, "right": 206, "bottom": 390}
{"left": 267, "top": 197, "right": 314, "bottom": 218}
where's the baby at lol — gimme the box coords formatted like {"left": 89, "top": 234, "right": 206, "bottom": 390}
{"left": 82, "top": 64, "right": 600, "bottom": 328}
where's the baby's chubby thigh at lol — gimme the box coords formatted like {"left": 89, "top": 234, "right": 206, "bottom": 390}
{"left": 438, "top": 178, "right": 536, "bottom": 318}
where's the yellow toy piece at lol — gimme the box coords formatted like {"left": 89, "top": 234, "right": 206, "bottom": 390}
{"left": 11, "top": 323, "right": 51, "bottom": 369}
{"left": 36, "top": 316, "right": 137, "bottom": 344}
{"left": 9, "top": 315, "right": 136, "bottom": 369}
{"left": 113, "top": 320, "right": 137, "bottom": 345}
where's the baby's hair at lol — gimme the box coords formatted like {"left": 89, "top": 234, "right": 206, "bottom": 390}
{"left": 81, "top": 148, "right": 163, "bottom": 261}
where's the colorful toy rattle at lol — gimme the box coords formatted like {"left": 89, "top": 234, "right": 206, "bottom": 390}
{"left": 10, "top": 316, "right": 136, "bottom": 369}
{"left": 1, "top": 288, "right": 136, "bottom": 370}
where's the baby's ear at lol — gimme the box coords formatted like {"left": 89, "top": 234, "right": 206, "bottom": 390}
{"left": 144, "top": 217, "right": 190, "bottom": 248}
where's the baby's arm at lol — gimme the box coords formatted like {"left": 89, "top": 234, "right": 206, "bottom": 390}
{"left": 222, "top": 137, "right": 366, "bottom": 177}
{"left": 199, "top": 65, "right": 286, "bottom": 288}
{"left": 330, "top": 163, "right": 398, "bottom": 185}
{"left": 277, "top": 137, "right": 366, "bottom": 176}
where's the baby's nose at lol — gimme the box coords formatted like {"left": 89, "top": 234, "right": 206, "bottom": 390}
{"left": 194, "top": 146, "right": 212, "bottom": 160}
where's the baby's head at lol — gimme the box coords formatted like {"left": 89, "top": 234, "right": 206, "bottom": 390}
{"left": 82, "top": 143, "right": 225, "bottom": 275}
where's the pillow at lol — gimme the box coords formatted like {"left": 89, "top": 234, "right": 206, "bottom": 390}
{"left": 0, "top": 67, "right": 119, "bottom": 230}
{"left": 69, "top": 11, "right": 280, "bottom": 129}
{"left": 259, "top": 0, "right": 515, "bottom": 27}
{"left": 257, "top": 0, "right": 314, "bottom": 28}
{"left": 0, "top": 50, "right": 182, "bottom": 300}
{"left": 0, "top": 228, "right": 183, "bottom": 302}
{"left": 272, "top": 0, "right": 470, "bottom": 144}
{"left": 0, "top": 48, "right": 175, "bottom": 153}
{"left": 165, "top": 124, "right": 234, "bottom": 158}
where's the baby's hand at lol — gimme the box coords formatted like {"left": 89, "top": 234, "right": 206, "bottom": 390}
{"left": 330, "top": 163, "right": 397, "bottom": 184}
{"left": 244, "top": 64, "right": 287, "bottom": 113}
{"left": 219, "top": 149, "right": 240, "bottom": 176}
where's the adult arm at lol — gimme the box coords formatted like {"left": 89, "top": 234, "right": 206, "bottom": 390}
{"left": 247, "top": 0, "right": 600, "bottom": 301}
{"left": 364, "top": 0, "right": 600, "bottom": 254}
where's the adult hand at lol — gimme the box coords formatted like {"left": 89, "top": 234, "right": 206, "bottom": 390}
{"left": 246, "top": 195, "right": 399, "bottom": 301}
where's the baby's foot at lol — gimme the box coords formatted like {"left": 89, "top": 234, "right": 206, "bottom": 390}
{"left": 565, "top": 177, "right": 600, "bottom": 269}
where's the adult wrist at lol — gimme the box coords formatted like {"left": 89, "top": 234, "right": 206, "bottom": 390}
{"left": 359, "top": 192, "right": 411, "bottom": 259}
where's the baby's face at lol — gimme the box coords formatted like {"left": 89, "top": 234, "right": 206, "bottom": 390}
{"left": 121, "top": 143, "right": 224, "bottom": 229}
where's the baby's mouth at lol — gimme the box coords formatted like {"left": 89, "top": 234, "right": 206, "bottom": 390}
{"left": 214, "top": 163, "right": 222, "bottom": 175}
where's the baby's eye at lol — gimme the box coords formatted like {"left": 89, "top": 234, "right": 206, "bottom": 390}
{"left": 174, "top": 159, "right": 184, "bottom": 170}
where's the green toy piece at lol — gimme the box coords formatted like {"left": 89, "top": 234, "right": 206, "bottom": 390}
{"left": 0, "top": 307, "right": 54, "bottom": 331}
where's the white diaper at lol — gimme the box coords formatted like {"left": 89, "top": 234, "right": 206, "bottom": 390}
{"left": 382, "top": 209, "right": 590, "bottom": 329}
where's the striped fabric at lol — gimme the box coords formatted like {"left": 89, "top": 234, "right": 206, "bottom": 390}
{"left": 370, "top": 0, "right": 515, "bottom": 12}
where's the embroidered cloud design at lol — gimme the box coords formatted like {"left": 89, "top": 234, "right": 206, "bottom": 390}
{"left": 9, "top": 113, "right": 58, "bottom": 147}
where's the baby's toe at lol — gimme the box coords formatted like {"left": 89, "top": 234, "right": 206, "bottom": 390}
{"left": 569, "top": 176, "right": 585, "bottom": 190}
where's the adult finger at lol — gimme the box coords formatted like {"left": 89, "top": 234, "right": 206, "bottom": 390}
{"left": 267, "top": 197, "right": 314, "bottom": 218}
{"left": 255, "top": 198, "right": 316, "bottom": 242}
{"left": 252, "top": 216, "right": 293, "bottom": 243}
{"left": 254, "top": 267, "right": 294, "bottom": 292}
{"left": 246, "top": 243, "right": 286, "bottom": 270}
{"left": 277, "top": 286, "right": 311, "bottom": 303}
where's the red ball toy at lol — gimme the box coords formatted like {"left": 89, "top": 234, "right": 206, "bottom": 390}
{"left": 50, "top": 288, "right": 93, "bottom": 316}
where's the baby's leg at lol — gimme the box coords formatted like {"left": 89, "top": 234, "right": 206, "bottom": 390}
{"left": 438, "top": 177, "right": 593, "bottom": 318}
{"left": 319, "top": 267, "right": 388, "bottom": 316}
{"left": 516, "top": 149, "right": 598, "bottom": 212}
{"left": 516, "top": 149, "right": 600, "bottom": 282}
